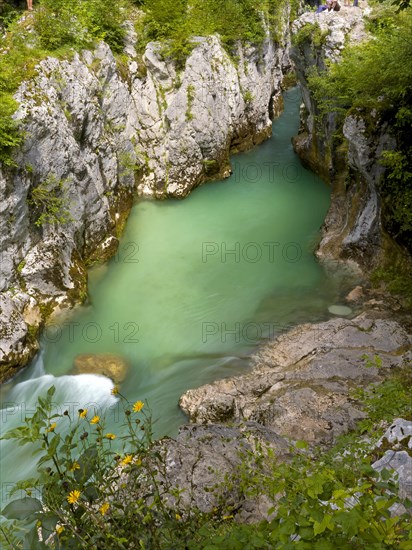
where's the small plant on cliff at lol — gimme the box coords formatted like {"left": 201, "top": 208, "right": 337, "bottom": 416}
{"left": 0, "top": 94, "right": 22, "bottom": 166}
{"left": 185, "top": 84, "right": 195, "bottom": 121}
{"left": 28, "top": 174, "right": 73, "bottom": 227}
{"left": 292, "top": 22, "right": 328, "bottom": 49}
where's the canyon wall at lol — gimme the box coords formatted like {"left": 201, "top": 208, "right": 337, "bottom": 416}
{"left": 290, "top": 9, "right": 398, "bottom": 273}
{"left": 0, "top": 25, "right": 290, "bottom": 380}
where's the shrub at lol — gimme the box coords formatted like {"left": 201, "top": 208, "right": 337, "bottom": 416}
{"left": 28, "top": 174, "right": 73, "bottom": 226}
{"left": 0, "top": 93, "right": 22, "bottom": 166}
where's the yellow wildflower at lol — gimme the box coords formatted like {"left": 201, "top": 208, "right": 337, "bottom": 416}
{"left": 132, "top": 401, "right": 144, "bottom": 413}
{"left": 90, "top": 415, "right": 100, "bottom": 425}
{"left": 46, "top": 422, "right": 57, "bottom": 433}
{"left": 78, "top": 409, "right": 87, "bottom": 419}
{"left": 67, "top": 490, "right": 81, "bottom": 505}
{"left": 56, "top": 526, "right": 65, "bottom": 536}
{"left": 105, "top": 433, "right": 116, "bottom": 440}
{"left": 175, "top": 513, "right": 182, "bottom": 521}
{"left": 99, "top": 502, "right": 110, "bottom": 516}
{"left": 111, "top": 386, "right": 119, "bottom": 395}
{"left": 69, "top": 462, "right": 80, "bottom": 472}
{"left": 121, "top": 455, "right": 133, "bottom": 466}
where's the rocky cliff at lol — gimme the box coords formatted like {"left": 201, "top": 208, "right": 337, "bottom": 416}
{"left": 0, "top": 24, "right": 290, "bottom": 381}
{"left": 290, "top": 7, "right": 400, "bottom": 273}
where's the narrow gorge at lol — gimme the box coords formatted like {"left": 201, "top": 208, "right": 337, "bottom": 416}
{"left": 0, "top": 1, "right": 411, "bottom": 547}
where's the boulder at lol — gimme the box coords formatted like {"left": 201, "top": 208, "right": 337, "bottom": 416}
{"left": 73, "top": 353, "right": 129, "bottom": 383}
{"left": 346, "top": 285, "right": 364, "bottom": 303}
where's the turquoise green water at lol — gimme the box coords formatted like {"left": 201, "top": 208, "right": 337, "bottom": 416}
{"left": 1, "top": 89, "right": 338, "bottom": 494}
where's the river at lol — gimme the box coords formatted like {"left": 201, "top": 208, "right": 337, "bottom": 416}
{"left": 0, "top": 88, "right": 342, "bottom": 501}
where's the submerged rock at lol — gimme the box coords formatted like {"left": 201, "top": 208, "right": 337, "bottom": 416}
{"left": 328, "top": 304, "right": 352, "bottom": 316}
{"left": 73, "top": 353, "right": 129, "bottom": 383}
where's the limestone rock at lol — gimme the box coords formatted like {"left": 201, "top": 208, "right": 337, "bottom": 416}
{"left": 290, "top": 8, "right": 396, "bottom": 271}
{"left": 117, "top": 422, "right": 291, "bottom": 520}
{"left": 0, "top": 292, "right": 39, "bottom": 382}
{"left": 371, "top": 419, "right": 412, "bottom": 515}
{"left": 179, "top": 314, "right": 412, "bottom": 447}
{"left": 378, "top": 418, "right": 412, "bottom": 448}
{"left": 73, "top": 353, "right": 129, "bottom": 383}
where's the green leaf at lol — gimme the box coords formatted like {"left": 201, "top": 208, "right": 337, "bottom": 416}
{"left": 313, "top": 514, "right": 333, "bottom": 536}
{"left": 41, "top": 512, "right": 59, "bottom": 540}
{"left": 23, "top": 527, "right": 48, "bottom": 549}
{"left": 295, "top": 440, "right": 309, "bottom": 450}
{"left": 2, "top": 497, "right": 43, "bottom": 520}
{"left": 47, "top": 434, "right": 61, "bottom": 457}
{"left": 298, "top": 526, "right": 314, "bottom": 540}
{"left": 74, "top": 446, "right": 98, "bottom": 485}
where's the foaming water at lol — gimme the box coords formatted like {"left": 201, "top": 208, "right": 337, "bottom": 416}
{"left": 1, "top": 89, "right": 344, "bottom": 493}
{"left": 0, "top": 372, "right": 117, "bottom": 503}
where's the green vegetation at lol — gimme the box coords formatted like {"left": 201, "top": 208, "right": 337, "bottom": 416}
{"left": 28, "top": 174, "right": 73, "bottom": 226}
{"left": 307, "top": 5, "right": 412, "bottom": 250}
{"left": 33, "top": 0, "right": 128, "bottom": 52}
{"left": 185, "top": 84, "right": 195, "bottom": 121}
{"left": 0, "top": 93, "right": 23, "bottom": 166}
{"left": 0, "top": 0, "right": 296, "bottom": 164}
{"left": 371, "top": 262, "right": 412, "bottom": 307}
{"left": 1, "top": 364, "right": 411, "bottom": 548}
{"left": 135, "top": 0, "right": 295, "bottom": 66}
{"left": 292, "top": 22, "right": 329, "bottom": 49}
{"left": 0, "top": 0, "right": 130, "bottom": 165}
{"left": 243, "top": 89, "right": 254, "bottom": 103}
{"left": 142, "top": 0, "right": 292, "bottom": 54}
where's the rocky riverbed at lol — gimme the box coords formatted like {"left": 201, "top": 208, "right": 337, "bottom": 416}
{"left": 179, "top": 310, "right": 411, "bottom": 447}
{"left": 144, "top": 299, "right": 411, "bottom": 520}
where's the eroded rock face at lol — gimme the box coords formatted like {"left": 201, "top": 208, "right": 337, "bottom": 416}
{"left": 290, "top": 7, "right": 396, "bottom": 271}
{"left": 136, "top": 36, "right": 287, "bottom": 197}
{"left": 179, "top": 313, "right": 412, "bottom": 447}
{"left": 0, "top": 28, "right": 289, "bottom": 380}
{"left": 0, "top": 292, "right": 39, "bottom": 383}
